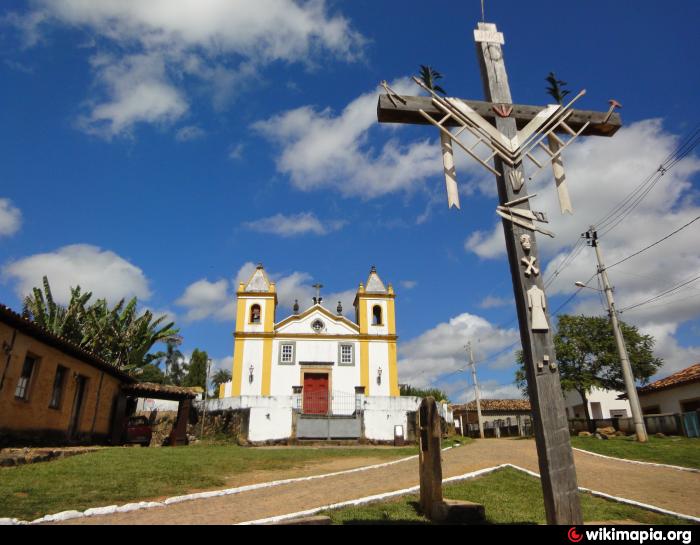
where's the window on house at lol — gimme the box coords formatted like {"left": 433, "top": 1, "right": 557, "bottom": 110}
{"left": 372, "top": 305, "right": 382, "bottom": 325}
{"left": 15, "top": 355, "right": 37, "bottom": 400}
{"left": 280, "top": 343, "right": 295, "bottom": 364}
{"left": 339, "top": 344, "right": 354, "bottom": 366}
{"left": 49, "top": 365, "right": 67, "bottom": 409}
{"left": 250, "top": 304, "right": 261, "bottom": 324}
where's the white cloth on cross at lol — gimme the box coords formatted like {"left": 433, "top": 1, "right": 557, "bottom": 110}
{"left": 440, "top": 132, "right": 460, "bottom": 209}
{"left": 527, "top": 285, "right": 549, "bottom": 331}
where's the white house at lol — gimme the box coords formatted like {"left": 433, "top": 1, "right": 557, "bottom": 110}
{"left": 637, "top": 363, "right": 700, "bottom": 415}
{"left": 564, "top": 387, "right": 631, "bottom": 420}
{"left": 216, "top": 264, "right": 412, "bottom": 443}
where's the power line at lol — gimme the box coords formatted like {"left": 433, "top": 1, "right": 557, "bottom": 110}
{"left": 619, "top": 273, "right": 700, "bottom": 313}
{"left": 594, "top": 122, "right": 700, "bottom": 236}
{"left": 604, "top": 216, "right": 700, "bottom": 271}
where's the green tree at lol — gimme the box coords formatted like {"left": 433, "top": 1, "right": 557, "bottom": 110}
{"left": 138, "top": 363, "right": 166, "bottom": 384}
{"left": 211, "top": 369, "right": 232, "bottom": 398}
{"left": 545, "top": 71, "right": 570, "bottom": 104}
{"left": 22, "top": 276, "right": 91, "bottom": 344}
{"left": 400, "top": 384, "right": 450, "bottom": 403}
{"left": 419, "top": 65, "right": 446, "bottom": 95}
{"left": 515, "top": 314, "right": 663, "bottom": 423}
{"left": 183, "top": 349, "right": 209, "bottom": 389}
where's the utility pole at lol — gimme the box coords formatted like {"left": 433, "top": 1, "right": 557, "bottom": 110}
{"left": 200, "top": 358, "right": 212, "bottom": 439}
{"left": 467, "top": 342, "right": 484, "bottom": 439}
{"left": 584, "top": 227, "right": 648, "bottom": 442}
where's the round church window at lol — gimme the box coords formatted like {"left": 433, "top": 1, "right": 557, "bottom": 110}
{"left": 311, "top": 319, "right": 325, "bottom": 333}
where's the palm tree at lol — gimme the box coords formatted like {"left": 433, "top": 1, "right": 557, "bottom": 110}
{"left": 21, "top": 276, "right": 179, "bottom": 374}
{"left": 545, "top": 72, "right": 570, "bottom": 104}
{"left": 419, "top": 65, "right": 446, "bottom": 95}
{"left": 149, "top": 335, "right": 185, "bottom": 384}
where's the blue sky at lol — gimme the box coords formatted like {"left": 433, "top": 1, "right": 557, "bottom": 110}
{"left": 1, "top": 1, "right": 699, "bottom": 401}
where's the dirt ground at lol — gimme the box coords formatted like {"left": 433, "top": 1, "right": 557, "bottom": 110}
{"left": 54, "top": 439, "right": 699, "bottom": 525}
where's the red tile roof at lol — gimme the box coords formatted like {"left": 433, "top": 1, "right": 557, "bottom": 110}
{"left": 123, "top": 382, "right": 198, "bottom": 400}
{"left": 450, "top": 399, "right": 531, "bottom": 413}
{"left": 638, "top": 363, "right": 700, "bottom": 394}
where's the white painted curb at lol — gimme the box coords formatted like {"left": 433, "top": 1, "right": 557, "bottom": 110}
{"left": 4, "top": 452, "right": 421, "bottom": 525}
{"left": 239, "top": 463, "right": 700, "bottom": 525}
{"left": 572, "top": 447, "right": 700, "bottom": 473}
{"left": 239, "top": 464, "right": 509, "bottom": 525}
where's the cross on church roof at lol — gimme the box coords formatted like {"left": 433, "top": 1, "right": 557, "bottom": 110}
{"left": 312, "top": 283, "right": 323, "bottom": 305}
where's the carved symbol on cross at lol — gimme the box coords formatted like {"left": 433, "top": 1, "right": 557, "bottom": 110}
{"left": 521, "top": 256, "right": 539, "bottom": 277}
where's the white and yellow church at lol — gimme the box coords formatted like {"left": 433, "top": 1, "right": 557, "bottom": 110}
{"left": 220, "top": 264, "right": 399, "bottom": 404}
{"left": 211, "top": 265, "right": 425, "bottom": 443}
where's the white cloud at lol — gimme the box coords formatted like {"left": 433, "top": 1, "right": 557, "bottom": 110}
{"left": 175, "top": 125, "right": 206, "bottom": 142}
{"left": 175, "top": 261, "right": 359, "bottom": 323}
{"left": 174, "top": 278, "right": 234, "bottom": 322}
{"left": 253, "top": 78, "right": 443, "bottom": 199}
{"left": 398, "top": 312, "right": 519, "bottom": 388}
{"left": 79, "top": 52, "right": 188, "bottom": 138}
{"left": 0, "top": 199, "right": 22, "bottom": 237}
{"left": 11, "top": 0, "right": 364, "bottom": 136}
{"left": 445, "top": 379, "right": 523, "bottom": 404}
{"left": 478, "top": 295, "right": 512, "bottom": 309}
{"left": 400, "top": 280, "right": 417, "bottom": 290}
{"left": 463, "top": 120, "right": 700, "bottom": 380}
{"left": 2, "top": 244, "right": 151, "bottom": 305}
{"left": 243, "top": 212, "right": 345, "bottom": 237}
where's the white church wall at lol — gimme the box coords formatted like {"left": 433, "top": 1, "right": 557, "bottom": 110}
{"left": 277, "top": 309, "right": 357, "bottom": 335}
{"left": 270, "top": 338, "right": 300, "bottom": 396}
{"left": 368, "top": 341, "right": 390, "bottom": 396}
{"left": 240, "top": 339, "right": 264, "bottom": 396}
{"left": 331, "top": 351, "right": 361, "bottom": 394}
{"left": 295, "top": 338, "right": 340, "bottom": 363}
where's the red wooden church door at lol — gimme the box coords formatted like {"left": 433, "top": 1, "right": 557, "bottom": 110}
{"left": 303, "top": 373, "right": 329, "bottom": 414}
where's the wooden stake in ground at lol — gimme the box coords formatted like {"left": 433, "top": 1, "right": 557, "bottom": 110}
{"left": 377, "top": 22, "right": 622, "bottom": 525}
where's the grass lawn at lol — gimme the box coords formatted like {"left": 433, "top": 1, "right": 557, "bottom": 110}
{"left": 323, "top": 467, "right": 689, "bottom": 525}
{"left": 570, "top": 435, "right": 700, "bottom": 469}
{"left": 0, "top": 443, "right": 416, "bottom": 521}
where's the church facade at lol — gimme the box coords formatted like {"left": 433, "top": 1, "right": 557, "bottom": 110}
{"left": 220, "top": 265, "right": 399, "bottom": 408}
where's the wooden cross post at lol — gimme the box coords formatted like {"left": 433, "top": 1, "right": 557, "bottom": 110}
{"left": 377, "top": 22, "right": 621, "bottom": 525}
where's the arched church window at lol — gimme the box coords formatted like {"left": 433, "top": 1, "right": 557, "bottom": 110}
{"left": 250, "top": 304, "right": 261, "bottom": 324}
{"left": 372, "top": 305, "right": 382, "bottom": 325}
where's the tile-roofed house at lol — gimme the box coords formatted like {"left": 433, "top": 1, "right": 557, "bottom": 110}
{"left": 450, "top": 398, "right": 532, "bottom": 438}
{"left": 0, "top": 303, "right": 195, "bottom": 447}
{"left": 634, "top": 364, "right": 700, "bottom": 416}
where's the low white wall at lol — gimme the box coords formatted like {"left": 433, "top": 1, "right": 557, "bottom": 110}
{"left": 204, "top": 395, "right": 297, "bottom": 412}
{"left": 248, "top": 407, "right": 293, "bottom": 442}
{"left": 136, "top": 398, "right": 180, "bottom": 412}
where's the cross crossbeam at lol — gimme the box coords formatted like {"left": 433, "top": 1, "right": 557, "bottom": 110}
{"left": 377, "top": 94, "right": 621, "bottom": 137}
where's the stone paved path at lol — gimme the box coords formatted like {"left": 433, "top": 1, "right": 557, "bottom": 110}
{"left": 57, "top": 439, "right": 699, "bottom": 525}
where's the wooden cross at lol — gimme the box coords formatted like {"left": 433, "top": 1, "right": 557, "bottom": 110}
{"left": 377, "top": 22, "right": 622, "bottom": 525}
